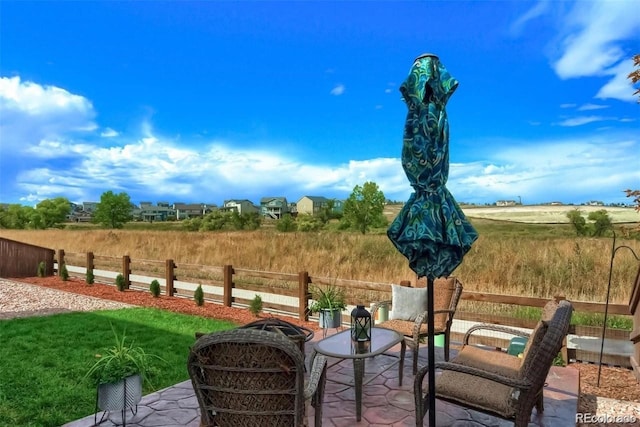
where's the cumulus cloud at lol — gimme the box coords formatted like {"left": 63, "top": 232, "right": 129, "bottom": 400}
{"left": 450, "top": 133, "right": 639, "bottom": 204}
{"left": 330, "top": 84, "right": 345, "bottom": 96}
{"left": 550, "top": 0, "right": 640, "bottom": 101}
{"left": 0, "top": 76, "right": 97, "bottom": 151}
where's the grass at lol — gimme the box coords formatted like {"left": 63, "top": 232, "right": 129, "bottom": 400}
{"left": 0, "top": 307, "right": 237, "bottom": 427}
{"left": 1, "top": 219, "right": 638, "bottom": 305}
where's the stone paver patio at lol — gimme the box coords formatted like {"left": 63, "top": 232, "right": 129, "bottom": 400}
{"left": 64, "top": 330, "right": 579, "bottom": 427}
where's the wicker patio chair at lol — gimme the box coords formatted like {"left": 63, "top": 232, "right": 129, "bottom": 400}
{"left": 414, "top": 299, "right": 573, "bottom": 427}
{"left": 371, "top": 277, "right": 463, "bottom": 374}
{"left": 188, "top": 328, "right": 327, "bottom": 427}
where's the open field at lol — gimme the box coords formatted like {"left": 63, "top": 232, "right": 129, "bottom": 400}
{"left": 462, "top": 205, "right": 639, "bottom": 224}
{"left": 2, "top": 217, "right": 639, "bottom": 307}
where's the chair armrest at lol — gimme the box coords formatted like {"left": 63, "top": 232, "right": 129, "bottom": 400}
{"left": 462, "top": 324, "right": 531, "bottom": 346}
{"left": 304, "top": 354, "right": 327, "bottom": 401}
{"left": 370, "top": 300, "right": 392, "bottom": 320}
{"left": 415, "top": 362, "right": 533, "bottom": 391}
{"left": 412, "top": 308, "right": 455, "bottom": 337}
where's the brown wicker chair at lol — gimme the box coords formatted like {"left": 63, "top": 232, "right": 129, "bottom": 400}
{"left": 414, "top": 299, "right": 573, "bottom": 427}
{"left": 371, "top": 277, "right": 463, "bottom": 374}
{"left": 188, "top": 328, "right": 327, "bottom": 427}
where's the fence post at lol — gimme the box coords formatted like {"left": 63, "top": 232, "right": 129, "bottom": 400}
{"left": 299, "top": 271, "right": 311, "bottom": 321}
{"left": 86, "top": 252, "right": 94, "bottom": 271}
{"left": 57, "top": 249, "right": 65, "bottom": 275}
{"left": 223, "top": 265, "right": 234, "bottom": 307}
{"left": 122, "top": 256, "right": 131, "bottom": 289}
{"left": 165, "top": 259, "right": 176, "bottom": 297}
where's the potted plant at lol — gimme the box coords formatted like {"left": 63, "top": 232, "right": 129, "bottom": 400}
{"left": 85, "top": 325, "right": 164, "bottom": 420}
{"left": 310, "top": 284, "right": 347, "bottom": 328}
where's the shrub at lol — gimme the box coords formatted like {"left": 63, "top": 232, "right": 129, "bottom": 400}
{"left": 194, "top": 285, "right": 204, "bottom": 306}
{"left": 115, "top": 274, "right": 126, "bottom": 292}
{"left": 276, "top": 214, "right": 297, "bottom": 232}
{"left": 150, "top": 279, "right": 161, "bottom": 297}
{"left": 37, "top": 261, "right": 46, "bottom": 277}
{"left": 249, "top": 294, "right": 263, "bottom": 316}
{"left": 60, "top": 263, "right": 69, "bottom": 281}
{"left": 86, "top": 268, "right": 95, "bottom": 285}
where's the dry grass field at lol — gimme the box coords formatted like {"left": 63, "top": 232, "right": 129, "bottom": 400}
{"left": 2, "top": 210, "right": 639, "bottom": 307}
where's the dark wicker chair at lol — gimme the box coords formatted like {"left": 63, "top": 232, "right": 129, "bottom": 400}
{"left": 188, "top": 328, "right": 327, "bottom": 427}
{"left": 414, "top": 299, "right": 573, "bottom": 427}
{"left": 371, "top": 277, "right": 463, "bottom": 374}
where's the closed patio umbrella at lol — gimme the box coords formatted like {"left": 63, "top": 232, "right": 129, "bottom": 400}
{"left": 388, "top": 53, "right": 478, "bottom": 427}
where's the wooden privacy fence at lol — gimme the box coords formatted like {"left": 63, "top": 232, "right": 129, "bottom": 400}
{"left": 0, "top": 237, "right": 55, "bottom": 278}
{"left": 53, "top": 250, "right": 634, "bottom": 367}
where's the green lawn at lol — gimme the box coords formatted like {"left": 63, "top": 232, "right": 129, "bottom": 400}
{"left": 0, "top": 308, "right": 237, "bottom": 427}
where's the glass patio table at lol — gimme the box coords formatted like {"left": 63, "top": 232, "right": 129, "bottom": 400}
{"left": 310, "top": 327, "right": 406, "bottom": 421}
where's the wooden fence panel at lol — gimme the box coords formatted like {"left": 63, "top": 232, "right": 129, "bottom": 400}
{"left": 0, "top": 237, "right": 54, "bottom": 277}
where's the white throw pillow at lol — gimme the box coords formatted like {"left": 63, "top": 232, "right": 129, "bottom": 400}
{"left": 389, "top": 284, "right": 428, "bottom": 321}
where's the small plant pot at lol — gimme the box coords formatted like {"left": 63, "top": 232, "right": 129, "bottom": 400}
{"left": 318, "top": 309, "right": 342, "bottom": 328}
{"left": 97, "top": 374, "right": 142, "bottom": 411}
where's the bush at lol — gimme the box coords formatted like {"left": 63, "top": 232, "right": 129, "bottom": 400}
{"left": 566, "top": 209, "right": 586, "bottom": 236}
{"left": 86, "top": 268, "right": 95, "bottom": 285}
{"left": 194, "top": 285, "right": 204, "bottom": 306}
{"left": 249, "top": 294, "right": 263, "bottom": 316}
{"left": 60, "top": 263, "right": 69, "bottom": 281}
{"left": 37, "top": 261, "right": 46, "bottom": 277}
{"left": 115, "top": 274, "right": 126, "bottom": 292}
{"left": 276, "top": 214, "right": 297, "bottom": 232}
{"left": 150, "top": 279, "right": 161, "bottom": 297}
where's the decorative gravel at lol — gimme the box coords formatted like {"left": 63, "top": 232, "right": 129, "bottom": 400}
{"left": 0, "top": 279, "right": 133, "bottom": 320}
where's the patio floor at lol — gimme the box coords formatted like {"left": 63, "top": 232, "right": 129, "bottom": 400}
{"left": 64, "top": 328, "right": 579, "bottom": 427}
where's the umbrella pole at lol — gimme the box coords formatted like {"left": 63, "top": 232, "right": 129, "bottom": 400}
{"left": 427, "top": 276, "right": 436, "bottom": 427}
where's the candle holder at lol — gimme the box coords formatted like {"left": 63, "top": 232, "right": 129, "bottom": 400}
{"left": 351, "top": 304, "right": 372, "bottom": 342}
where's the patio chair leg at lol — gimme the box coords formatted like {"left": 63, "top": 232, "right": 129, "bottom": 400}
{"left": 514, "top": 411, "right": 531, "bottom": 427}
{"left": 535, "top": 392, "right": 544, "bottom": 414}
{"left": 444, "top": 334, "right": 450, "bottom": 361}
{"left": 413, "top": 346, "right": 419, "bottom": 375}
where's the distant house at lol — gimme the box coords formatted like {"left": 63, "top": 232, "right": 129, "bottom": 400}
{"left": 260, "top": 197, "right": 289, "bottom": 219}
{"left": 588, "top": 200, "right": 604, "bottom": 206}
{"left": 495, "top": 200, "right": 517, "bottom": 207}
{"left": 134, "top": 203, "right": 175, "bottom": 222}
{"left": 221, "top": 199, "right": 259, "bottom": 215}
{"left": 173, "top": 203, "right": 215, "bottom": 220}
{"left": 331, "top": 199, "right": 344, "bottom": 214}
{"left": 296, "top": 196, "right": 329, "bottom": 215}
{"left": 82, "top": 202, "right": 98, "bottom": 212}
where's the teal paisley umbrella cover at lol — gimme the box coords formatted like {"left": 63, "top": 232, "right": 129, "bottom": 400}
{"left": 388, "top": 54, "right": 478, "bottom": 279}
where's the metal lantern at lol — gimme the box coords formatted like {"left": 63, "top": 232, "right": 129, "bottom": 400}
{"left": 350, "top": 304, "right": 372, "bottom": 342}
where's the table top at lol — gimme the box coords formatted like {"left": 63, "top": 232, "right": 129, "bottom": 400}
{"left": 313, "top": 327, "right": 403, "bottom": 359}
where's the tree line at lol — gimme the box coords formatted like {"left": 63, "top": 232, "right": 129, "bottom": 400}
{"left": 0, "top": 182, "right": 389, "bottom": 234}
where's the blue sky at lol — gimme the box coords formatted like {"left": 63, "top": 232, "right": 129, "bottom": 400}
{"left": 1, "top": 1, "right": 638, "bottom": 207}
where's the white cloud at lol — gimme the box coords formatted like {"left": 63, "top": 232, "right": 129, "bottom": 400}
{"left": 556, "top": 116, "right": 607, "bottom": 127}
{"left": 550, "top": 0, "right": 640, "bottom": 102}
{"left": 577, "top": 103, "right": 608, "bottom": 111}
{"left": 330, "top": 84, "right": 345, "bottom": 96}
{"left": 510, "top": 0, "right": 550, "bottom": 36}
{"left": 101, "top": 127, "right": 119, "bottom": 137}
{"left": 595, "top": 58, "right": 637, "bottom": 102}
{"left": 0, "top": 76, "right": 97, "bottom": 151}
{"left": 449, "top": 134, "right": 639, "bottom": 204}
